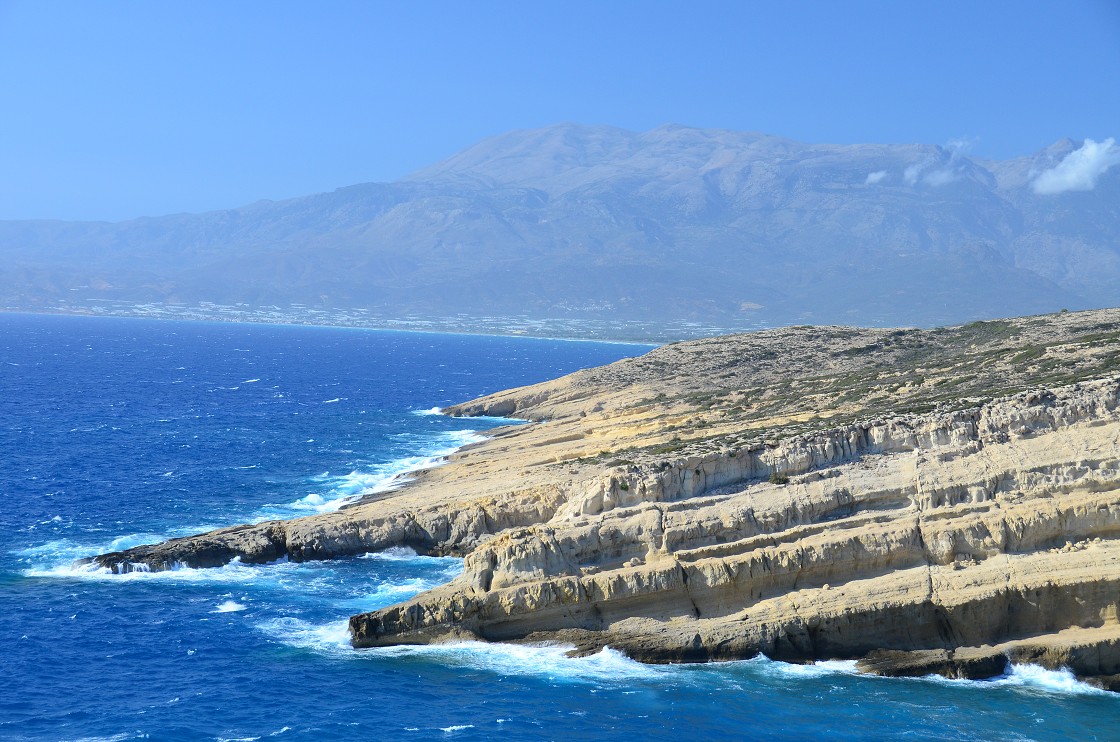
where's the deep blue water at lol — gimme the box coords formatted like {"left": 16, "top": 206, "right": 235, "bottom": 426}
{"left": 2, "top": 313, "right": 1119, "bottom": 741}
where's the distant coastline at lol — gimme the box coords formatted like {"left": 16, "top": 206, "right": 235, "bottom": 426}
{"left": 0, "top": 301, "right": 756, "bottom": 344}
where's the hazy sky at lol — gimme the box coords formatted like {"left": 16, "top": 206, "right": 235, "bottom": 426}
{"left": 1, "top": 0, "right": 1117, "bottom": 221}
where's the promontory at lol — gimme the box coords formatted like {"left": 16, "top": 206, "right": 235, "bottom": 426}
{"left": 90, "top": 308, "right": 1120, "bottom": 686}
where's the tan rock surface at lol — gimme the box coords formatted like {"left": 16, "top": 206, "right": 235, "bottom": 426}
{"left": 91, "top": 308, "right": 1120, "bottom": 682}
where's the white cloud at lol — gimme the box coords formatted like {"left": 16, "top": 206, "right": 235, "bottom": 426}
{"left": 923, "top": 168, "right": 958, "bottom": 187}
{"left": 903, "top": 162, "right": 925, "bottom": 185}
{"left": 1032, "top": 138, "right": 1120, "bottom": 195}
{"left": 904, "top": 159, "right": 956, "bottom": 187}
{"left": 865, "top": 170, "right": 888, "bottom": 184}
{"left": 903, "top": 138, "right": 974, "bottom": 188}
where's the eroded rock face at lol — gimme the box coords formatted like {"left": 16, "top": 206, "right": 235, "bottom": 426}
{"left": 351, "top": 378, "right": 1120, "bottom": 673}
{"left": 88, "top": 309, "right": 1120, "bottom": 684}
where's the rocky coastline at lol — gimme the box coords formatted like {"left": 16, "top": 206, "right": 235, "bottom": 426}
{"left": 90, "top": 308, "right": 1120, "bottom": 686}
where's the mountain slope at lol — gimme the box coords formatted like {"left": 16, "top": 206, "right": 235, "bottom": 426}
{"left": 2, "top": 124, "right": 1117, "bottom": 329}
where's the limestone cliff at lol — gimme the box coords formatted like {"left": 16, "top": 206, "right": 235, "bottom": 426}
{"left": 91, "top": 308, "right": 1120, "bottom": 685}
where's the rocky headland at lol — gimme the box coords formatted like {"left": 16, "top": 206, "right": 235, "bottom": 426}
{"left": 90, "top": 308, "right": 1120, "bottom": 686}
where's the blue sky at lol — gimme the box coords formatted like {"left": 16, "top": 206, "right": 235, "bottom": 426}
{"left": 0, "top": 0, "right": 1117, "bottom": 221}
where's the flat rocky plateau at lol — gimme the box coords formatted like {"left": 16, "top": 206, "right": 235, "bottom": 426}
{"left": 92, "top": 308, "right": 1120, "bottom": 686}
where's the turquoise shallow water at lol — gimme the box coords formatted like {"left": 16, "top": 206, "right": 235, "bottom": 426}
{"left": 2, "top": 313, "right": 1118, "bottom": 741}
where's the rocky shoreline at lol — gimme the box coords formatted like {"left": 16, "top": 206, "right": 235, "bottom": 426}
{"left": 89, "top": 308, "right": 1120, "bottom": 686}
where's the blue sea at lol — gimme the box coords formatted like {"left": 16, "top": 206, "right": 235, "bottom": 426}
{"left": 2, "top": 313, "right": 1118, "bottom": 741}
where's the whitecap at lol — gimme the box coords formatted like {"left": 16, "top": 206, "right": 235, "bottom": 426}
{"left": 338, "top": 574, "right": 461, "bottom": 612}
{"left": 440, "top": 725, "right": 474, "bottom": 733}
{"left": 412, "top": 407, "right": 444, "bottom": 416}
{"left": 366, "top": 642, "right": 666, "bottom": 684}
{"left": 990, "top": 664, "right": 1108, "bottom": 695}
{"left": 242, "top": 378, "right": 261, "bottom": 383}
{"left": 214, "top": 600, "right": 247, "bottom": 613}
{"left": 13, "top": 533, "right": 166, "bottom": 571}
{"left": 27, "top": 555, "right": 294, "bottom": 584}
{"left": 255, "top": 616, "right": 352, "bottom": 655}
{"left": 263, "top": 432, "right": 487, "bottom": 517}
{"left": 441, "top": 430, "right": 487, "bottom": 447}
{"left": 259, "top": 621, "right": 665, "bottom": 684}
{"left": 744, "top": 655, "right": 861, "bottom": 679}
{"left": 360, "top": 546, "right": 420, "bottom": 560}
{"left": 322, "top": 397, "right": 342, "bottom": 404}
{"left": 848, "top": 660, "right": 1111, "bottom": 696}
{"left": 359, "top": 546, "right": 456, "bottom": 565}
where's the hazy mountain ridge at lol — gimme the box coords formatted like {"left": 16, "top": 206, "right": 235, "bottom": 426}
{"left": 2, "top": 124, "right": 1116, "bottom": 329}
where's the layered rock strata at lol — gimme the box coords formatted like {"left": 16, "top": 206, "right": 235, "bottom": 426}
{"left": 91, "top": 308, "right": 1120, "bottom": 684}
{"left": 351, "top": 380, "right": 1120, "bottom": 665}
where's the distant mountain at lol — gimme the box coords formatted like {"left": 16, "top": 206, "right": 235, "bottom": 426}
{"left": 2, "top": 124, "right": 1117, "bottom": 330}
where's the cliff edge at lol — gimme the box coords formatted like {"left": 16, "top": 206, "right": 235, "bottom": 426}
{"left": 91, "top": 308, "right": 1120, "bottom": 685}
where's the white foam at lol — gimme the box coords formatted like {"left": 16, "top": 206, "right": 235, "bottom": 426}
{"left": 338, "top": 573, "right": 461, "bottom": 613}
{"left": 454, "top": 414, "right": 527, "bottom": 425}
{"left": 214, "top": 600, "right": 247, "bottom": 613}
{"left": 837, "top": 659, "right": 1109, "bottom": 696}
{"left": 740, "top": 656, "right": 1107, "bottom": 697}
{"left": 367, "top": 578, "right": 445, "bottom": 599}
{"left": 13, "top": 533, "right": 166, "bottom": 571}
{"left": 413, "top": 406, "right": 444, "bottom": 416}
{"left": 360, "top": 546, "right": 424, "bottom": 561}
{"left": 367, "top": 642, "right": 665, "bottom": 684}
{"left": 440, "top": 725, "right": 474, "bottom": 733}
{"left": 262, "top": 618, "right": 664, "bottom": 683}
{"left": 21, "top": 428, "right": 485, "bottom": 578}
{"left": 989, "top": 664, "right": 1108, "bottom": 695}
{"left": 745, "top": 655, "right": 861, "bottom": 679}
{"left": 242, "top": 378, "right": 261, "bottom": 383}
{"left": 26, "top": 554, "right": 311, "bottom": 584}
{"left": 738, "top": 656, "right": 1107, "bottom": 697}
{"left": 359, "top": 547, "right": 463, "bottom": 574}
{"left": 264, "top": 431, "right": 486, "bottom": 517}
{"left": 255, "top": 616, "right": 352, "bottom": 655}
{"left": 442, "top": 430, "right": 486, "bottom": 446}
{"left": 27, "top": 559, "right": 239, "bottom": 582}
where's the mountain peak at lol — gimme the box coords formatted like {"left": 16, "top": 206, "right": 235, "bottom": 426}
{"left": 2, "top": 124, "right": 1116, "bottom": 333}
